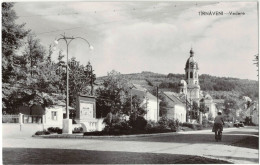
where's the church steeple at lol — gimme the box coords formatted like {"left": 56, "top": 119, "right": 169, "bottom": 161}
{"left": 184, "top": 48, "right": 201, "bottom": 104}
{"left": 185, "top": 48, "right": 199, "bottom": 85}
{"left": 190, "top": 48, "right": 194, "bottom": 57}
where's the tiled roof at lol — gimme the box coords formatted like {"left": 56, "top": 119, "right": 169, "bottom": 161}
{"left": 163, "top": 92, "right": 185, "bottom": 106}
{"left": 132, "top": 88, "right": 158, "bottom": 101}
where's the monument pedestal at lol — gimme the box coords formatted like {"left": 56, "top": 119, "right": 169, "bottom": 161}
{"left": 62, "top": 119, "right": 72, "bottom": 134}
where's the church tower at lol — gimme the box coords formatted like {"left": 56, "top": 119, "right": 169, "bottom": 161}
{"left": 184, "top": 48, "right": 200, "bottom": 103}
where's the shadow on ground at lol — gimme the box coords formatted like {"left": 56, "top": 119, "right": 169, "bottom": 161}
{"left": 92, "top": 133, "right": 258, "bottom": 149}
{"left": 229, "top": 136, "right": 259, "bottom": 149}
{"left": 3, "top": 148, "right": 231, "bottom": 164}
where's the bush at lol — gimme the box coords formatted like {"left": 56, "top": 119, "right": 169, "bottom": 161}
{"left": 103, "top": 112, "right": 121, "bottom": 127}
{"left": 129, "top": 115, "right": 147, "bottom": 130}
{"left": 158, "top": 116, "right": 169, "bottom": 130}
{"left": 196, "top": 124, "right": 203, "bottom": 130}
{"left": 102, "top": 119, "right": 132, "bottom": 135}
{"left": 47, "top": 127, "right": 62, "bottom": 134}
{"left": 145, "top": 120, "right": 162, "bottom": 133}
{"left": 168, "top": 119, "right": 179, "bottom": 131}
{"left": 73, "top": 127, "right": 83, "bottom": 133}
{"left": 182, "top": 122, "right": 203, "bottom": 130}
{"left": 202, "top": 117, "right": 209, "bottom": 128}
{"left": 113, "top": 120, "right": 131, "bottom": 130}
{"left": 35, "top": 130, "right": 50, "bottom": 135}
{"left": 145, "top": 117, "right": 180, "bottom": 133}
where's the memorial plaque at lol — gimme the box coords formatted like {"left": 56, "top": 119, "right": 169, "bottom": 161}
{"left": 76, "top": 95, "right": 96, "bottom": 123}
{"left": 80, "top": 101, "right": 94, "bottom": 119}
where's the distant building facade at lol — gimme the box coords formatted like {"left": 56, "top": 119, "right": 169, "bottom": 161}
{"left": 162, "top": 91, "right": 186, "bottom": 123}
{"left": 244, "top": 100, "right": 258, "bottom": 125}
{"left": 132, "top": 84, "right": 160, "bottom": 122}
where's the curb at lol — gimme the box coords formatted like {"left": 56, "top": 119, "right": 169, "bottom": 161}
{"left": 33, "top": 131, "right": 180, "bottom": 139}
{"left": 32, "top": 127, "right": 246, "bottom": 139}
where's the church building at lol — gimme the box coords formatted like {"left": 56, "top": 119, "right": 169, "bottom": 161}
{"left": 180, "top": 48, "right": 200, "bottom": 104}
{"left": 179, "top": 48, "right": 217, "bottom": 122}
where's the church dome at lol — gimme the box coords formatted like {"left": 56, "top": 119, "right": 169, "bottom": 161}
{"left": 185, "top": 48, "right": 199, "bottom": 70}
{"left": 179, "top": 80, "right": 187, "bottom": 87}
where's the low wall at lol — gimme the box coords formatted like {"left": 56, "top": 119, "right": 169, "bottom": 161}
{"left": 76, "top": 118, "right": 105, "bottom": 132}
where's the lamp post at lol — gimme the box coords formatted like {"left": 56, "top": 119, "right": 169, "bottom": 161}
{"left": 54, "top": 33, "right": 93, "bottom": 134}
{"left": 156, "top": 86, "right": 159, "bottom": 122}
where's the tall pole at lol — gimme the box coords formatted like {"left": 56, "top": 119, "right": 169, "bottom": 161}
{"left": 66, "top": 40, "right": 69, "bottom": 119}
{"left": 90, "top": 65, "right": 93, "bottom": 96}
{"left": 157, "top": 86, "right": 159, "bottom": 121}
{"left": 186, "top": 94, "right": 188, "bottom": 122}
{"left": 54, "top": 34, "right": 93, "bottom": 121}
{"left": 130, "top": 87, "right": 132, "bottom": 113}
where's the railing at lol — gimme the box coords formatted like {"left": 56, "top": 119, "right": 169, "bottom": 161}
{"left": 2, "top": 115, "right": 19, "bottom": 123}
{"left": 23, "top": 115, "right": 43, "bottom": 124}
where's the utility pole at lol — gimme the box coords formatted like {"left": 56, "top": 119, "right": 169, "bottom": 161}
{"left": 130, "top": 86, "right": 133, "bottom": 113}
{"left": 157, "top": 86, "right": 159, "bottom": 121}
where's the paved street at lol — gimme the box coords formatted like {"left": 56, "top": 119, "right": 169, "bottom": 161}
{"left": 2, "top": 126, "right": 259, "bottom": 164}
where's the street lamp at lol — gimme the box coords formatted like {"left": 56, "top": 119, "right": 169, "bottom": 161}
{"left": 54, "top": 33, "right": 93, "bottom": 134}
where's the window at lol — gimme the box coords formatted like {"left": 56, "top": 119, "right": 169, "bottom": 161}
{"left": 51, "top": 111, "right": 57, "bottom": 120}
{"left": 186, "top": 72, "right": 188, "bottom": 79}
{"left": 190, "top": 72, "right": 193, "bottom": 78}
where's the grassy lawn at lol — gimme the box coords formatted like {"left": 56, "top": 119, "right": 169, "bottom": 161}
{"left": 230, "top": 136, "right": 259, "bottom": 149}
{"left": 3, "top": 148, "right": 231, "bottom": 164}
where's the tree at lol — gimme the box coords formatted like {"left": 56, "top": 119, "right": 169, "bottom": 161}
{"left": 2, "top": 4, "right": 95, "bottom": 114}
{"left": 96, "top": 70, "right": 129, "bottom": 117}
{"left": 159, "top": 94, "right": 168, "bottom": 117}
{"left": 199, "top": 99, "right": 209, "bottom": 116}
{"left": 223, "top": 98, "right": 239, "bottom": 122}
{"left": 190, "top": 101, "right": 199, "bottom": 119}
{"left": 2, "top": 2, "right": 29, "bottom": 83}
{"left": 96, "top": 70, "right": 145, "bottom": 119}
{"left": 2, "top": 3, "right": 65, "bottom": 113}
{"left": 22, "top": 34, "right": 45, "bottom": 76}
{"left": 67, "top": 58, "right": 94, "bottom": 108}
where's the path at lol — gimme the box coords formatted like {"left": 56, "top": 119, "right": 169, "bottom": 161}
{"left": 2, "top": 125, "right": 259, "bottom": 164}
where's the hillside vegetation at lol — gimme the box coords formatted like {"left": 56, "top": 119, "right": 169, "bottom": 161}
{"left": 98, "top": 71, "right": 258, "bottom": 101}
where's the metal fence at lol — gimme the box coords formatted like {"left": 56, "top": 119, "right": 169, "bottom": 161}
{"left": 2, "top": 115, "right": 19, "bottom": 123}
{"left": 23, "top": 115, "right": 43, "bottom": 124}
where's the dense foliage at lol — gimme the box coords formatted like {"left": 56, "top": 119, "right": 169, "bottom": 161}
{"left": 98, "top": 72, "right": 258, "bottom": 101}
{"left": 2, "top": 3, "right": 94, "bottom": 114}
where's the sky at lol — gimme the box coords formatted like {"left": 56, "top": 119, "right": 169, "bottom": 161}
{"left": 13, "top": 1, "right": 258, "bottom": 80}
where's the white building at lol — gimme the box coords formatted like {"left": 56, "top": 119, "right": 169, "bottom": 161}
{"left": 43, "top": 106, "right": 64, "bottom": 129}
{"left": 132, "top": 84, "right": 160, "bottom": 122}
{"left": 204, "top": 94, "right": 218, "bottom": 119}
{"left": 244, "top": 101, "right": 259, "bottom": 125}
{"left": 162, "top": 92, "right": 186, "bottom": 123}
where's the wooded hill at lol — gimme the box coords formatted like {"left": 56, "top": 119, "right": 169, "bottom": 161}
{"left": 97, "top": 71, "right": 258, "bottom": 101}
